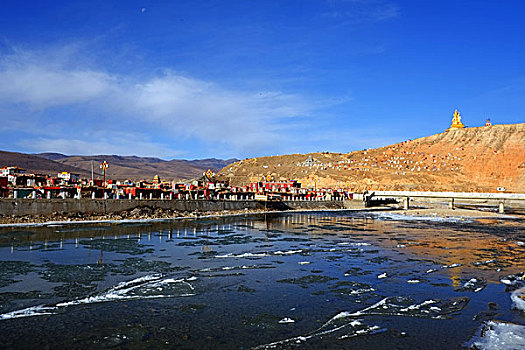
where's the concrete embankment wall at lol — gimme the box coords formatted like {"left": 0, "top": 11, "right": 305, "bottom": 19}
{"left": 0, "top": 199, "right": 348, "bottom": 217}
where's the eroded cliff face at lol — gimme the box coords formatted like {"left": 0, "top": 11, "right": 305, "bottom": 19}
{"left": 217, "top": 123, "right": 525, "bottom": 193}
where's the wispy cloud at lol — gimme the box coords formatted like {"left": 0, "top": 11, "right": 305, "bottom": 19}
{"left": 323, "top": 0, "right": 400, "bottom": 24}
{"left": 0, "top": 45, "right": 320, "bottom": 157}
{"left": 0, "top": 46, "right": 115, "bottom": 109}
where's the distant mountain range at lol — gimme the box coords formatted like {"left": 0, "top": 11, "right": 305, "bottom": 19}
{"left": 0, "top": 151, "right": 238, "bottom": 181}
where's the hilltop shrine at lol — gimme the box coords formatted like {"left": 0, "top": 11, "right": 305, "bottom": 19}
{"left": 447, "top": 109, "right": 465, "bottom": 131}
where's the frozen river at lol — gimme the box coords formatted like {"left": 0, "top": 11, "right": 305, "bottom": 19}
{"left": 0, "top": 211, "right": 524, "bottom": 349}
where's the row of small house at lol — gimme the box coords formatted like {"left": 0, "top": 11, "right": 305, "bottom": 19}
{"left": 0, "top": 167, "right": 351, "bottom": 201}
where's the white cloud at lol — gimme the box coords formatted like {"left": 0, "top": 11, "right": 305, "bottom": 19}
{"left": 0, "top": 46, "right": 318, "bottom": 157}
{"left": 0, "top": 67, "right": 114, "bottom": 108}
{"left": 0, "top": 48, "right": 115, "bottom": 109}
{"left": 19, "top": 135, "right": 184, "bottom": 159}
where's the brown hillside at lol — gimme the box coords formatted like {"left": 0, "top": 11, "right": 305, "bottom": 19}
{"left": 51, "top": 155, "right": 204, "bottom": 181}
{"left": 35, "top": 155, "right": 237, "bottom": 181}
{"left": 217, "top": 123, "right": 525, "bottom": 193}
{"left": 0, "top": 151, "right": 90, "bottom": 176}
{"left": 0, "top": 151, "right": 237, "bottom": 181}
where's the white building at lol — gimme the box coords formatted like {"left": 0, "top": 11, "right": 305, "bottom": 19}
{"left": 58, "top": 172, "right": 80, "bottom": 182}
{"left": 1, "top": 167, "right": 26, "bottom": 176}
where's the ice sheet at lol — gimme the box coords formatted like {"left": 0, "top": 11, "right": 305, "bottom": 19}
{"left": 374, "top": 212, "right": 470, "bottom": 223}
{"left": 466, "top": 321, "right": 525, "bottom": 350}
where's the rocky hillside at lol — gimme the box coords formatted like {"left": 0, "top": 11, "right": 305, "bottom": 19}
{"left": 217, "top": 123, "right": 525, "bottom": 193}
{"left": 0, "top": 151, "right": 91, "bottom": 177}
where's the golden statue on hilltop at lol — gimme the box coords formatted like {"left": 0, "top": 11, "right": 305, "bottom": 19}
{"left": 447, "top": 109, "right": 465, "bottom": 131}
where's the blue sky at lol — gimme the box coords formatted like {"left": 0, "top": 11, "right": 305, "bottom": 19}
{"left": 1, "top": 0, "right": 524, "bottom": 159}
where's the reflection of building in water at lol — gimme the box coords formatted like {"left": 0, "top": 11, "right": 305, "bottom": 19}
{"left": 366, "top": 221, "right": 519, "bottom": 285}
{"left": 3, "top": 213, "right": 522, "bottom": 288}
{"left": 268, "top": 214, "right": 522, "bottom": 286}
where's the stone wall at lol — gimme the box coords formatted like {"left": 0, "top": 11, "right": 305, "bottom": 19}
{"left": 0, "top": 199, "right": 347, "bottom": 217}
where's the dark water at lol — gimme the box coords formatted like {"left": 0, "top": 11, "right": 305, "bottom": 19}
{"left": 0, "top": 212, "right": 524, "bottom": 349}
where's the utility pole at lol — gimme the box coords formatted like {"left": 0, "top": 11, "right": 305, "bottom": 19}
{"left": 100, "top": 161, "right": 109, "bottom": 187}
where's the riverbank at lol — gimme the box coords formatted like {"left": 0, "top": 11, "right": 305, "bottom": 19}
{"left": 0, "top": 204, "right": 522, "bottom": 228}
{"left": 0, "top": 207, "right": 267, "bottom": 226}
{"left": 0, "top": 198, "right": 347, "bottom": 219}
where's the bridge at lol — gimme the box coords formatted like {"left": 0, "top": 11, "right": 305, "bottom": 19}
{"left": 365, "top": 191, "right": 525, "bottom": 213}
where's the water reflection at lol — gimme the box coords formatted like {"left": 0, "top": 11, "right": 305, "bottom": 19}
{"left": 0, "top": 212, "right": 523, "bottom": 349}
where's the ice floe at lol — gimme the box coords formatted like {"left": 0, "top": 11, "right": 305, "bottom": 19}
{"left": 274, "top": 250, "right": 303, "bottom": 255}
{"left": 346, "top": 296, "right": 469, "bottom": 319}
{"left": 254, "top": 314, "right": 384, "bottom": 349}
{"left": 442, "top": 263, "right": 462, "bottom": 269}
{"left": 424, "top": 264, "right": 461, "bottom": 275}
{"left": 500, "top": 272, "right": 525, "bottom": 290}
{"left": 0, "top": 274, "right": 196, "bottom": 321}
{"left": 197, "top": 264, "right": 275, "bottom": 274}
{"left": 340, "top": 325, "right": 382, "bottom": 338}
{"left": 278, "top": 317, "right": 295, "bottom": 324}
{"left": 377, "top": 273, "right": 387, "bottom": 279}
{"left": 0, "top": 304, "right": 57, "bottom": 320}
{"left": 465, "top": 321, "right": 525, "bottom": 350}
{"left": 254, "top": 294, "right": 470, "bottom": 349}
{"left": 215, "top": 247, "right": 363, "bottom": 260}
{"left": 215, "top": 252, "right": 269, "bottom": 258}
{"left": 473, "top": 259, "right": 496, "bottom": 266}
{"left": 510, "top": 287, "right": 525, "bottom": 313}
{"left": 349, "top": 288, "right": 375, "bottom": 295}
{"left": 374, "top": 212, "right": 469, "bottom": 223}
{"left": 456, "top": 278, "right": 487, "bottom": 293}
{"left": 215, "top": 249, "right": 304, "bottom": 259}
{"left": 338, "top": 242, "right": 371, "bottom": 246}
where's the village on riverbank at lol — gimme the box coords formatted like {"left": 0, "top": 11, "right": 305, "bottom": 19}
{"left": 1, "top": 113, "right": 524, "bottom": 225}
{"left": 0, "top": 165, "right": 350, "bottom": 201}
